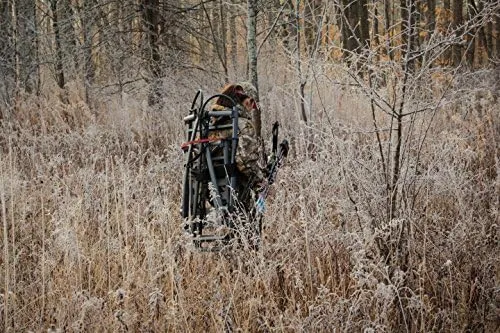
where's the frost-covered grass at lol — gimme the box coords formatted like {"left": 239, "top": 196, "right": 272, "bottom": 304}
{"left": 0, "top": 64, "right": 498, "bottom": 332}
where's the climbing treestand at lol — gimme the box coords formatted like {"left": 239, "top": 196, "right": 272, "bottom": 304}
{"left": 181, "top": 90, "right": 288, "bottom": 251}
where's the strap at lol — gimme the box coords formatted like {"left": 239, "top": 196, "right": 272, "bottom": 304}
{"left": 180, "top": 137, "right": 224, "bottom": 151}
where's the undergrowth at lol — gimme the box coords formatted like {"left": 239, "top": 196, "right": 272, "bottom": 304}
{"left": 0, "top": 65, "right": 498, "bottom": 332}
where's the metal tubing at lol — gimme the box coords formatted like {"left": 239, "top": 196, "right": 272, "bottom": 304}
{"left": 207, "top": 110, "right": 232, "bottom": 117}
{"left": 229, "top": 106, "right": 239, "bottom": 208}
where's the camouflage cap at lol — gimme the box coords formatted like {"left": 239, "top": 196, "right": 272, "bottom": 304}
{"left": 237, "top": 81, "right": 258, "bottom": 101}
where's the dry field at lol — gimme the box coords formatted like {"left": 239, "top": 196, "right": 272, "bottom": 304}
{"left": 0, "top": 64, "right": 498, "bottom": 332}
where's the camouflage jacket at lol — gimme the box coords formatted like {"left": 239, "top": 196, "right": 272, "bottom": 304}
{"left": 210, "top": 104, "right": 266, "bottom": 184}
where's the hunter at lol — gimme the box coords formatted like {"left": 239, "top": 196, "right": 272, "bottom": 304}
{"left": 210, "top": 82, "right": 267, "bottom": 211}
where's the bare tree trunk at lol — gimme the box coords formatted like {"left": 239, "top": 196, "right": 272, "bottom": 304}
{"left": 426, "top": 0, "right": 436, "bottom": 37}
{"left": 416, "top": 0, "right": 424, "bottom": 57}
{"left": 62, "top": 0, "right": 78, "bottom": 74}
{"left": 229, "top": 4, "right": 237, "bottom": 79}
{"left": 475, "top": 0, "right": 492, "bottom": 63}
{"left": 401, "top": 0, "right": 418, "bottom": 70}
{"left": 485, "top": 14, "right": 493, "bottom": 61}
{"left": 341, "top": 0, "right": 357, "bottom": 58}
{"left": 341, "top": 0, "right": 369, "bottom": 65}
{"left": 373, "top": 1, "right": 380, "bottom": 50}
{"left": 443, "top": 0, "right": 451, "bottom": 64}
{"left": 114, "top": 0, "right": 129, "bottom": 103}
{"left": 50, "top": 0, "right": 68, "bottom": 103}
{"left": 359, "top": 0, "right": 370, "bottom": 49}
{"left": 466, "top": 1, "right": 476, "bottom": 67}
{"left": 293, "top": 0, "right": 307, "bottom": 124}
{"left": 81, "top": 0, "right": 96, "bottom": 111}
{"left": 34, "top": 0, "right": 41, "bottom": 96}
{"left": 11, "top": 0, "right": 20, "bottom": 93}
{"left": 22, "top": 0, "right": 39, "bottom": 94}
{"left": 143, "top": 0, "right": 162, "bottom": 107}
{"left": 210, "top": 5, "right": 219, "bottom": 64}
{"left": 452, "top": 0, "right": 464, "bottom": 67}
{"left": 401, "top": 0, "right": 408, "bottom": 61}
{"left": 219, "top": 0, "right": 228, "bottom": 83}
{"left": 384, "top": 0, "right": 393, "bottom": 60}
{"left": 324, "top": 7, "right": 332, "bottom": 52}
{"left": 279, "top": 0, "right": 297, "bottom": 53}
{"left": 467, "top": 0, "right": 492, "bottom": 67}
{"left": 247, "top": 0, "right": 261, "bottom": 137}
{"left": 496, "top": 5, "right": 500, "bottom": 58}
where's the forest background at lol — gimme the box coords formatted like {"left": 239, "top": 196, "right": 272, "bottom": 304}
{"left": 0, "top": 0, "right": 499, "bottom": 331}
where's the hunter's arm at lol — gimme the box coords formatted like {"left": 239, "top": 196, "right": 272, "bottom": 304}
{"left": 236, "top": 118, "right": 265, "bottom": 182}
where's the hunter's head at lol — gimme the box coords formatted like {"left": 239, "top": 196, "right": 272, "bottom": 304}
{"left": 237, "top": 81, "right": 259, "bottom": 112}
{"left": 214, "top": 84, "right": 246, "bottom": 107}
{"left": 214, "top": 83, "right": 259, "bottom": 112}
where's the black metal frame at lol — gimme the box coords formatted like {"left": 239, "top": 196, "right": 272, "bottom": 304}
{"left": 181, "top": 91, "right": 241, "bottom": 249}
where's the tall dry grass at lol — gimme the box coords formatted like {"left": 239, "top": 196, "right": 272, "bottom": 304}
{"left": 0, "top": 61, "right": 498, "bottom": 332}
